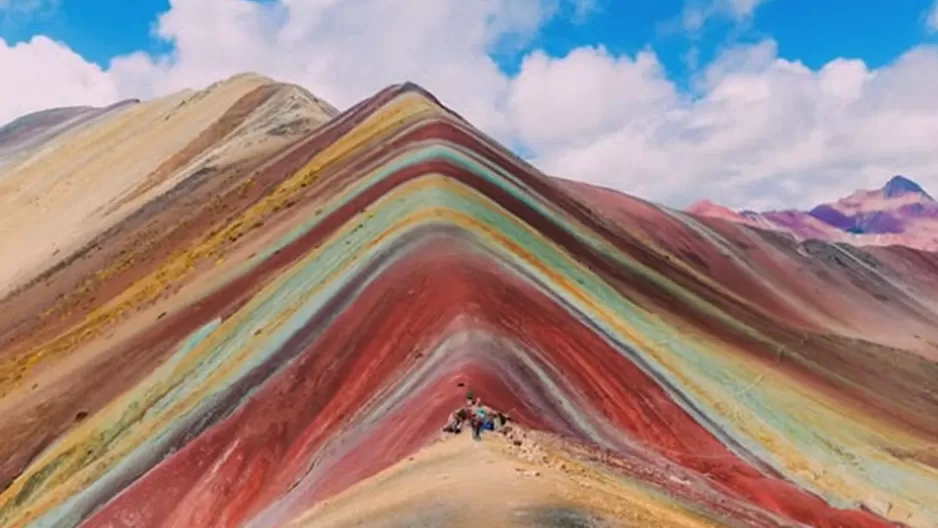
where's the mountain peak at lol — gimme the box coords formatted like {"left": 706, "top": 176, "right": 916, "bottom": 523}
{"left": 882, "top": 175, "right": 931, "bottom": 200}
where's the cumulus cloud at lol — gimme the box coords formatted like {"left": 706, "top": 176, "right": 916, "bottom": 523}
{"left": 0, "top": 35, "right": 118, "bottom": 124}
{"left": 106, "top": 0, "right": 574, "bottom": 140}
{"left": 518, "top": 40, "right": 938, "bottom": 210}
{"left": 2, "top": 0, "right": 938, "bottom": 211}
{"left": 506, "top": 46, "right": 679, "bottom": 150}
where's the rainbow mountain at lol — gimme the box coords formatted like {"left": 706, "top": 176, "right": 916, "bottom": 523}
{"left": 0, "top": 73, "right": 937, "bottom": 527}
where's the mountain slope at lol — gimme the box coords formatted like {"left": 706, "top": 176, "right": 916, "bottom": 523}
{"left": 0, "top": 76, "right": 936, "bottom": 528}
{"left": 0, "top": 72, "right": 338, "bottom": 298}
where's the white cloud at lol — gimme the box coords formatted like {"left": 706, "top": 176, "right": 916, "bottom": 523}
{"left": 1, "top": 0, "right": 563, "bottom": 144}
{"left": 0, "top": 0, "right": 555, "bottom": 161}
{"left": 927, "top": 1, "right": 938, "bottom": 32}
{"left": 2, "top": 0, "right": 938, "bottom": 212}
{"left": 517, "top": 40, "right": 938, "bottom": 210}
{"left": 506, "top": 46, "right": 679, "bottom": 150}
{"left": 103, "top": 0, "right": 582, "bottom": 141}
{"left": 0, "top": 35, "right": 118, "bottom": 124}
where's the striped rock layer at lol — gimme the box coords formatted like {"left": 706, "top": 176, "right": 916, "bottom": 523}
{"left": 0, "top": 76, "right": 937, "bottom": 528}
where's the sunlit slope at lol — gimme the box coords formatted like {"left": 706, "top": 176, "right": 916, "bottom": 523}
{"left": 0, "top": 72, "right": 337, "bottom": 297}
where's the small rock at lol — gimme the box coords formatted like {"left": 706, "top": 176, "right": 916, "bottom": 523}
{"left": 513, "top": 439, "right": 523, "bottom": 446}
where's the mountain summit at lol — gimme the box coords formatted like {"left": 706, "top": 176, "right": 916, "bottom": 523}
{"left": 882, "top": 175, "right": 932, "bottom": 199}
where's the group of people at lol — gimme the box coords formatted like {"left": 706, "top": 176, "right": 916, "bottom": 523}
{"left": 442, "top": 391, "right": 510, "bottom": 441}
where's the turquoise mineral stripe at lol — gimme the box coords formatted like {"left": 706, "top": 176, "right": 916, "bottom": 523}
{"left": 176, "top": 175, "right": 806, "bottom": 510}
{"left": 13, "top": 319, "right": 223, "bottom": 528}
{"left": 190, "top": 160, "right": 938, "bottom": 515}
{"left": 226, "top": 138, "right": 774, "bottom": 363}
{"left": 14, "top": 175, "right": 621, "bottom": 527}
{"left": 207, "top": 125, "right": 768, "bottom": 377}
{"left": 266, "top": 169, "right": 935, "bottom": 518}
{"left": 12, "top": 186, "right": 469, "bottom": 525}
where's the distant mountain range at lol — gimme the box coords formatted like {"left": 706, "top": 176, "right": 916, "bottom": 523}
{"left": 688, "top": 175, "right": 938, "bottom": 251}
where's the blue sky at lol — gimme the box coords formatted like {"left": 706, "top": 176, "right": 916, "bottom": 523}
{"left": 525, "top": 0, "right": 938, "bottom": 89}
{"left": 4, "top": 0, "right": 936, "bottom": 87}
{"left": 0, "top": 0, "right": 173, "bottom": 60}
{"left": 2, "top": 0, "right": 938, "bottom": 209}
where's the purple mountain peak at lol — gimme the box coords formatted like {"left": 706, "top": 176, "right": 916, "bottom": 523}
{"left": 882, "top": 175, "right": 932, "bottom": 200}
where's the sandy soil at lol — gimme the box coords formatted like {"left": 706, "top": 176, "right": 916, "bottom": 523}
{"left": 288, "top": 427, "right": 724, "bottom": 528}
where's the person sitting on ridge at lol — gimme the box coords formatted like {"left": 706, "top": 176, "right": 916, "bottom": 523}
{"left": 470, "top": 397, "right": 489, "bottom": 441}
{"left": 442, "top": 392, "right": 475, "bottom": 434}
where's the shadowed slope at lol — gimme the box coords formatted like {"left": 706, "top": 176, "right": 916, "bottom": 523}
{"left": 0, "top": 79, "right": 936, "bottom": 528}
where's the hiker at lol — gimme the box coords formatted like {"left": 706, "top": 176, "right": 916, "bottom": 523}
{"left": 442, "top": 392, "right": 476, "bottom": 434}
{"left": 470, "top": 397, "right": 489, "bottom": 441}
{"left": 443, "top": 393, "right": 510, "bottom": 440}
{"left": 443, "top": 406, "right": 469, "bottom": 433}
